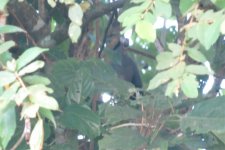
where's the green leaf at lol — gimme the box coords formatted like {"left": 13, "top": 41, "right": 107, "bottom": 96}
{"left": 220, "top": 19, "right": 225, "bottom": 34}
{"left": 179, "top": 0, "right": 197, "bottom": 14}
{"left": 187, "top": 48, "right": 207, "bottom": 63}
{"left": 135, "top": 20, "right": 156, "bottom": 42}
{"left": 185, "top": 65, "right": 211, "bottom": 75}
{"left": 0, "top": 82, "right": 19, "bottom": 114}
{"left": 0, "top": 71, "right": 16, "bottom": 87}
{"left": 16, "top": 47, "right": 48, "bottom": 70}
{"left": 28, "top": 84, "right": 53, "bottom": 94}
{"left": 29, "top": 119, "right": 44, "bottom": 150}
{"left": 154, "top": 0, "right": 172, "bottom": 18}
{"left": 30, "top": 91, "right": 59, "bottom": 111}
{"left": 197, "top": 17, "right": 222, "bottom": 50}
{"left": 156, "top": 52, "right": 178, "bottom": 70}
{"left": 170, "top": 62, "right": 186, "bottom": 79}
{"left": 0, "top": 0, "right": 9, "bottom": 11}
{"left": 47, "top": 0, "right": 56, "bottom": 7}
{"left": 68, "top": 4, "right": 83, "bottom": 26}
{"left": 0, "top": 106, "right": 16, "bottom": 149}
{"left": 39, "top": 108, "right": 56, "bottom": 128}
{"left": 68, "top": 22, "right": 81, "bottom": 43}
{"left": 0, "top": 41, "right": 15, "bottom": 55}
{"left": 99, "top": 128, "right": 146, "bottom": 150}
{"left": 148, "top": 70, "right": 171, "bottom": 90}
{"left": 103, "top": 105, "right": 142, "bottom": 125}
{"left": 0, "top": 25, "right": 24, "bottom": 34}
{"left": 168, "top": 43, "right": 182, "bottom": 57}
{"left": 211, "top": 0, "right": 225, "bottom": 9}
{"left": 23, "top": 75, "right": 51, "bottom": 85}
{"left": 165, "top": 80, "right": 178, "bottom": 97}
{"left": 21, "top": 102, "right": 39, "bottom": 118}
{"left": 60, "top": 104, "right": 100, "bottom": 139}
{"left": 15, "top": 87, "right": 29, "bottom": 105}
{"left": 181, "top": 74, "right": 198, "bottom": 98}
{"left": 181, "top": 96, "right": 225, "bottom": 133}
{"left": 18, "top": 60, "right": 45, "bottom": 76}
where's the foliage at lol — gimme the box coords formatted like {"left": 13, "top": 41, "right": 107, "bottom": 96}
{"left": 1, "top": 0, "right": 225, "bottom": 150}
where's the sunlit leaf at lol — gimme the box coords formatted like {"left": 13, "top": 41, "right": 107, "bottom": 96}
{"left": 187, "top": 48, "right": 207, "bottom": 63}
{"left": 0, "top": 71, "right": 16, "bottom": 87}
{"left": 18, "top": 60, "right": 45, "bottom": 76}
{"left": 28, "top": 84, "right": 53, "bottom": 94}
{"left": 68, "top": 4, "right": 83, "bottom": 26}
{"left": 148, "top": 70, "right": 171, "bottom": 90}
{"left": 47, "top": 0, "right": 56, "bottom": 7}
{"left": 29, "top": 91, "right": 59, "bottom": 111}
{"left": 23, "top": 75, "right": 51, "bottom": 85}
{"left": 170, "top": 62, "right": 186, "bottom": 79}
{"left": 60, "top": 104, "right": 100, "bottom": 139}
{"left": 0, "top": 0, "right": 9, "bottom": 11}
{"left": 185, "top": 65, "right": 211, "bottom": 75}
{"left": 168, "top": 43, "right": 182, "bottom": 57}
{"left": 165, "top": 80, "right": 179, "bottom": 97}
{"left": 179, "top": 0, "right": 197, "bottom": 14}
{"left": 154, "top": 0, "right": 172, "bottom": 18}
{"left": 181, "top": 74, "right": 198, "bottom": 98}
{"left": 156, "top": 52, "right": 178, "bottom": 70}
{"left": 15, "top": 87, "right": 29, "bottom": 105}
{"left": 0, "top": 82, "right": 19, "bottom": 114}
{"left": 68, "top": 23, "right": 81, "bottom": 43}
{"left": 16, "top": 47, "right": 48, "bottom": 70}
{"left": 21, "top": 102, "right": 39, "bottom": 118}
{"left": 220, "top": 19, "right": 225, "bottom": 34}
{"left": 29, "top": 119, "right": 44, "bottom": 150}
{"left": 135, "top": 20, "right": 156, "bottom": 42}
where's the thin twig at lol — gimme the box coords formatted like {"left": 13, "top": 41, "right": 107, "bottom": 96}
{"left": 110, "top": 123, "right": 150, "bottom": 130}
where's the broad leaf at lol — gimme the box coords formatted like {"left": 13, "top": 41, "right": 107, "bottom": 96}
{"left": 185, "top": 65, "right": 211, "bottom": 75}
{"left": 148, "top": 70, "right": 171, "bottom": 90}
{"left": 23, "top": 75, "right": 51, "bottom": 85}
{"left": 18, "top": 60, "right": 45, "bottom": 76}
{"left": 0, "top": 41, "right": 15, "bottom": 55}
{"left": 181, "top": 96, "right": 225, "bottom": 133}
{"left": 181, "top": 74, "right": 198, "bottom": 98}
{"left": 99, "top": 128, "right": 146, "bottom": 150}
{"left": 16, "top": 47, "right": 48, "bottom": 70}
{"left": 0, "top": 0, "right": 9, "bottom": 11}
{"left": 0, "top": 106, "right": 16, "bottom": 149}
{"left": 29, "top": 91, "right": 59, "bottom": 110}
{"left": 0, "top": 71, "right": 16, "bottom": 87}
{"left": 68, "top": 4, "right": 83, "bottom": 26}
{"left": 179, "top": 0, "right": 197, "bottom": 14}
{"left": 60, "top": 104, "right": 100, "bottom": 139}
{"left": 0, "top": 25, "right": 24, "bottom": 34}
{"left": 187, "top": 48, "right": 207, "bottom": 63}
{"left": 154, "top": 0, "right": 172, "bottom": 18}
{"left": 135, "top": 20, "right": 156, "bottom": 42}
{"left": 68, "top": 22, "right": 81, "bottom": 43}
{"left": 21, "top": 102, "right": 39, "bottom": 118}
{"left": 29, "top": 119, "right": 44, "bottom": 150}
{"left": 103, "top": 105, "right": 142, "bottom": 125}
{"left": 39, "top": 108, "right": 56, "bottom": 128}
